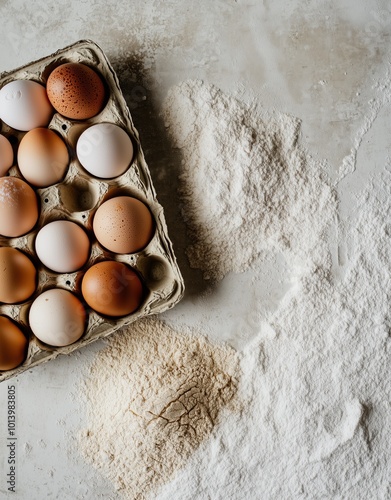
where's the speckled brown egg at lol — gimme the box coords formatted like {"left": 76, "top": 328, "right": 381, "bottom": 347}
{"left": 0, "top": 316, "right": 28, "bottom": 371}
{"left": 93, "top": 196, "right": 155, "bottom": 254}
{"left": 46, "top": 63, "right": 106, "bottom": 120}
{"left": 81, "top": 261, "right": 144, "bottom": 317}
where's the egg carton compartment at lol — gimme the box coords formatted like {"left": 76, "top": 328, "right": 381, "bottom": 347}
{"left": 0, "top": 40, "right": 184, "bottom": 382}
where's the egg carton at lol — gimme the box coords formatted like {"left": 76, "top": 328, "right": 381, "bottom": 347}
{"left": 0, "top": 39, "right": 185, "bottom": 382}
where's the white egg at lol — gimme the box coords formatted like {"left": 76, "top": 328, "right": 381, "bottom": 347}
{"left": 29, "top": 289, "right": 86, "bottom": 347}
{"left": 0, "top": 80, "right": 53, "bottom": 131}
{"left": 35, "top": 220, "right": 90, "bottom": 273}
{"left": 76, "top": 122, "right": 133, "bottom": 178}
{"left": 0, "top": 134, "right": 13, "bottom": 176}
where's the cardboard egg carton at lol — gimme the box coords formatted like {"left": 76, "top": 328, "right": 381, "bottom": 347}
{"left": 0, "top": 39, "right": 184, "bottom": 382}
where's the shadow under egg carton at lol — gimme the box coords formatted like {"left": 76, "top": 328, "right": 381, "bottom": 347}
{"left": 0, "top": 39, "right": 184, "bottom": 382}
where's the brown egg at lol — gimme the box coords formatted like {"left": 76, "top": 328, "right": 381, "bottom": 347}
{"left": 0, "top": 316, "right": 28, "bottom": 370}
{"left": 0, "top": 247, "right": 36, "bottom": 303}
{"left": 18, "top": 128, "right": 69, "bottom": 187}
{"left": 0, "top": 177, "right": 39, "bottom": 237}
{"left": 93, "top": 196, "right": 155, "bottom": 254}
{"left": 46, "top": 63, "right": 106, "bottom": 120}
{"left": 81, "top": 261, "right": 144, "bottom": 317}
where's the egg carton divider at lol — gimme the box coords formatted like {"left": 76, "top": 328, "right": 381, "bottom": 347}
{"left": 0, "top": 39, "right": 184, "bottom": 382}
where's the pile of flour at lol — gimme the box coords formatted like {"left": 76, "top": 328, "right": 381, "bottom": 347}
{"left": 79, "top": 317, "right": 238, "bottom": 499}
{"left": 163, "top": 80, "right": 336, "bottom": 281}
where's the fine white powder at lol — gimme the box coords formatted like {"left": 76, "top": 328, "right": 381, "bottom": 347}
{"left": 79, "top": 317, "right": 239, "bottom": 499}
{"left": 156, "top": 173, "right": 391, "bottom": 500}
{"left": 162, "top": 80, "right": 336, "bottom": 281}
{"left": 78, "top": 79, "right": 391, "bottom": 499}
{"left": 0, "top": 177, "right": 24, "bottom": 207}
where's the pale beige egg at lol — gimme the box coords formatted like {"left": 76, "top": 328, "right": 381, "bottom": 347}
{"left": 0, "top": 80, "right": 53, "bottom": 131}
{"left": 29, "top": 289, "right": 86, "bottom": 347}
{"left": 35, "top": 220, "right": 90, "bottom": 273}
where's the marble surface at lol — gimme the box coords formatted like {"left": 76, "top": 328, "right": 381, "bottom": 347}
{"left": 0, "top": 0, "right": 391, "bottom": 498}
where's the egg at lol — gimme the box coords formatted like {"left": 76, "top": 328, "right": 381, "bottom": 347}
{"left": 0, "top": 80, "right": 53, "bottom": 131}
{"left": 0, "top": 316, "right": 28, "bottom": 370}
{"left": 81, "top": 261, "right": 144, "bottom": 317}
{"left": 0, "top": 177, "right": 39, "bottom": 237}
{"left": 46, "top": 63, "right": 106, "bottom": 120}
{"left": 93, "top": 196, "right": 155, "bottom": 254}
{"left": 17, "top": 128, "right": 69, "bottom": 187}
{"left": 35, "top": 220, "right": 90, "bottom": 273}
{"left": 0, "top": 135, "right": 14, "bottom": 176}
{"left": 29, "top": 288, "right": 86, "bottom": 347}
{"left": 0, "top": 247, "right": 36, "bottom": 303}
{"left": 76, "top": 123, "right": 134, "bottom": 178}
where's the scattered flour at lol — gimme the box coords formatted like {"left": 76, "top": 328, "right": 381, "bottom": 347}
{"left": 337, "top": 68, "right": 391, "bottom": 183}
{"left": 0, "top": 177, "right": 24, "bottom": 207}
{"left": 79, "top": 79, "right": 391, "bottom": 500}
{"left": 156, "top": 170, "right": 391, "bottom": 500}
{"left": 162, "top": 80, "right": 336, "bottom": 281}
{"left": 79, "top": 317, "right": 239, "bottom": 500}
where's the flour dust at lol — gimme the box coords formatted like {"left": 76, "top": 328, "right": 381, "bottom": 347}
{"left": 162, "top": 80, "right": 336, "bottom": 282}
{"left": 78, "top": 78, "right": 391, "bottom": 500}
{"left": 158, "top": 169, "right": 391, "bottom": 499}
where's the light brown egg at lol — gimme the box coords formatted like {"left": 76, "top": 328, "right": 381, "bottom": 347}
{"left": 93, "top": 196, "right": 155, "bottom": 254}
{"left": 0, "top": 134, "right": 14, "bottom": 176}
{"left": 81, "top": 261, "right": 144, "bottom": 317}
{"left": 0, "top": 177, "right": 39, "bottom": 237}
{"left": 0, "top": 316, "right": 28, "bottom": 371}
{"left": 0, "top": 247, "right": 37, "bottom": 303}
{"left": 18, "top": 128, "right": 69, "bottom": 187}
{"left": 46, "top": 63, "right": 106, "bottom": 120}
